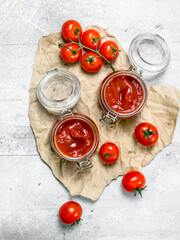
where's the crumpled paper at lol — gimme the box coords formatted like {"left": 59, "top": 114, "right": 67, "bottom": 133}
{"left": 29, "top": 26, "right": 180, "bottom": 200}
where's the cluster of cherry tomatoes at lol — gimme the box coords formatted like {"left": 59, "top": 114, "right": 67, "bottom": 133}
{"left": 58, "top": 20, "right": 160, "bottom": 226}
{"left": 59, "top": 20, "right": 120, "bottom": 72}
{"left": 59, "top": 122, "right": 158, "bottom": 225}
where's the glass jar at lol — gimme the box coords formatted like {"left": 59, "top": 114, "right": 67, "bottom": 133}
{"left": 99, "top": 70, "right": 148, "bottom": 127}
{"left": 50, "top": 112, "right": 99, "bottom": 170}
{"left": 37, "top": 69, "right": 81, "bottom": 115}
{"left": 37, "top": 69, "right": 99, "bottom": 171}
{"left": 99, "top": 33, "right": 170, "bottom": 127}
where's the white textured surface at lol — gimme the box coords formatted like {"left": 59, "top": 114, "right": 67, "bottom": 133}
{"left": 0, "top": 0, "right": 180, "bottom": 239}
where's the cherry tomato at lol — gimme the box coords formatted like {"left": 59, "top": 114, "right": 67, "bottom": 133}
{"left": 62, "top": 20, "right": 82, "bottom": 42}
{"left": 99, "top": 41, "right": 120, "bottom": 62}
{"left": 59, "top": 201, "right": 82, "bottom": 225}
{"left": 122, "top": 171, "right": 147, "bottom": 197}
{"left": 60, "top": 43, "right": 82, "bottom": 63}
{"left": 80, "top": 51, "right": 103, "bottom": 73}
{"left": 81, "top": 29, "right": 101, "bottom": 50}
{"left": 100, "top": 142, "right": 119, "bottom": 164}
{"left": 134, "top": 122, "right": 159, "bottom": 146}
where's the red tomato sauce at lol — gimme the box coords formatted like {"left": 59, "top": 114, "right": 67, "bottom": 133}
{"left": 55, "top": 119, "right": 95, "bottom": 158}
{"left": 105, "top": 75, "right": 144, "bottom": 114}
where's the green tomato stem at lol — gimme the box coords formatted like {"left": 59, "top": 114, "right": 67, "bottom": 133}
{"left": 133, "top": 185, "right": 147, "bottom": 198}
{"left": 142, "top": 126, "right": 157, "bottom": 143}
{"left": 104, "top": 153, "right": 115, "bottom": 159}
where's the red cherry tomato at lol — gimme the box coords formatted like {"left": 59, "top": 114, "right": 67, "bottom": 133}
{"left": 100, "top": 142, "right": 119, "bottom": 164}
{"left": 60, "top": 43, "right": 82, "bottom": 63}
{"left": 80, "top": 51, "right": 103, "bottom": 73}
{"left": 99, "top": 41, "right": 120, "bottom": 62}
{"left": 81, "top": 29, "right": 101, "bottom": 50}
{"left": 122, "top": 171, "right": 147, "bottom": 197}
{"left": 134, "top": 122, "right": 159, "bottom": 146}
{"left": 62, "top": 20, "right": 82, "bottom": 42}
{"left": 59, "top": 201, "right": 82, "bottom": 225}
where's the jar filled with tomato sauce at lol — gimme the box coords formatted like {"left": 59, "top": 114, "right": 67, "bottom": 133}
{"left": 37, "top": 70, "right": 99, "bottom": 171}
{"left": 99, "top": 33, "right": 170, "bottom": 127}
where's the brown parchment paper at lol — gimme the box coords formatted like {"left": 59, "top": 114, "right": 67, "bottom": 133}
{"left": 29, "top": 26, "right": 180, "bottom": 200}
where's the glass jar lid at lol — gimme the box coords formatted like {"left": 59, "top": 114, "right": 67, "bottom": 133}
{"left": 37, "top": 69, "right": 81, "bottom": 113}
{"left": 128, "top": 33, "right": 170, "bottom": 73}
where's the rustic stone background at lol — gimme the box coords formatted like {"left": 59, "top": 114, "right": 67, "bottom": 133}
{"left": 0, "top": 0, "right": 180, "bottom": 239}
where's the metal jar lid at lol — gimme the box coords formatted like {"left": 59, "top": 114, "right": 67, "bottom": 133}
{"left": 37, "top": 69, "right": 81, "bottom": 113}
{"left": 128, "top": 33, "right": 170, "bottom": 74}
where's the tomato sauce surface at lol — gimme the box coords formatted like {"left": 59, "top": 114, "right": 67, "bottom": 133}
{"left": 105, "top": 75, "right": 144, "bottom": 114}
{"left": 55, "top": 119, "right": 95, "bottom": 158}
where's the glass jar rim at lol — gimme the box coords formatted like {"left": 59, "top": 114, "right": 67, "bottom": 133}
{"left": 50, "top": 113, "right": 99, "bottom": 162}
{"left": 100, "top": 70, "right": 147, "bottom": 118}
{"left": 37, "top": 69, "right": 81, "bottom": 113}
{"left": 41, "top": 78, "right": 74, "bottom": 104}
{"left": 128, "top": 33, "right": 170, "bottom": 73}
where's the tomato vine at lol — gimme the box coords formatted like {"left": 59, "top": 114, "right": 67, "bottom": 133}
{"left": 58, "top": 30, "right": 118, "bottom": 72}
